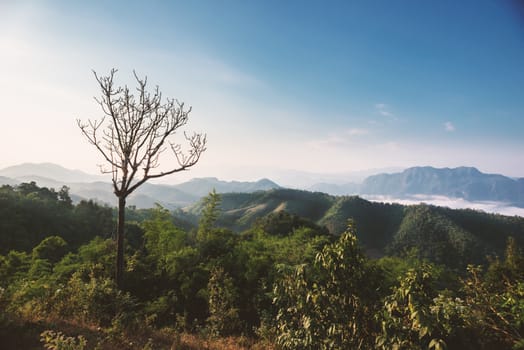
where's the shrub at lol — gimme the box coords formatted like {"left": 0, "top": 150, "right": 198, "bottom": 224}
{"left": 40, "top": 330, "right": 87, "bottom": 350}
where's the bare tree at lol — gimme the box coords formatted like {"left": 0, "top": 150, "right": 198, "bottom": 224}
{"left": 78, "top": 69, "right": 206, "bottom": 288}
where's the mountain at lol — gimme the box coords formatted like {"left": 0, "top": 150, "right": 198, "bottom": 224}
{"left": 0, "top": 163, "right": 106, "bottom": 183}
{"left": 131, "top": 182, "right": 200, "bottom": 208}
{"left": 2, "top": 163, "right": 523, "bottom": 211}
{"left": 271, "top": 167, "right": 405, "bottom": 188}
{"left": 360, "top": 166, "right": 524, "bottom": 206}
{"left": 308, "top": 182, "right": 360, "bottom": 195}
{"left": 173, "top": 177, "right": 280, "bottom": 197}
{"left": 0, "top": 163, "right": 281, "bottom": 209}
{"left": 11, "top": 175, "right": 65, "bottom": 189}
{"left": 184, "top": 188, "right": 524, "bottom": 266}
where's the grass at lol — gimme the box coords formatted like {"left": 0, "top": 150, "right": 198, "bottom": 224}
{"left": 1, "top": 315, "right": 276, "bottom": 350}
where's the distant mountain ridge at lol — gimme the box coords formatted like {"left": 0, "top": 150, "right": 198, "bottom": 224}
{"left": 1, "top": 163, "right": 523, "bottom": 209}
{"left": 359, "top": 166, "right": 524, "bottom": 206}
{"left": 0, "top": 163, "right": 106, "bottom": 183}
{"left": 308, "top": 182, "right": 360, "bottom": 195}
{"left": 172, "top": 177, "right": 280, "bottom": 198}
{"left": 0, "top": 163, "right": 281, "bottom": 209}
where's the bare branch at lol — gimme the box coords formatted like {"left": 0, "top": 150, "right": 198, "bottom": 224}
{"left": 78, "top": 68, "right": 207, "bottom": 197}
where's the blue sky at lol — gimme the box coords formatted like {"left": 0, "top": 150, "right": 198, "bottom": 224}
{"left": 1, "top": 0, "right": 523, "bottom": 183}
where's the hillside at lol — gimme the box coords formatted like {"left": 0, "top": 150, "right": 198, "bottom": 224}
{"left": 174, "top": 177, "right": 280, "bottom": 198}
{"left": 185, "top": 188, "right": 524, "bottom": 265}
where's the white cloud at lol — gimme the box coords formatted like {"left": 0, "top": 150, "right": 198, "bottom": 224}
{"left": 375, "top": 103, "right": 394, "bottom": 118}
{"left": 444, "top": 121, "right": 455, "bottom": 132}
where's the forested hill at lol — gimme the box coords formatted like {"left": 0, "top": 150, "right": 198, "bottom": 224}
{"left": 185, "top": 188, "right": 524, "bottom": 265}
{"left": 2, "top": 182, "right": 524, "bottom": 269}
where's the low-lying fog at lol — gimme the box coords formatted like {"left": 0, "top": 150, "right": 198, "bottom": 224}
{"left": 362, "top": 195, "right": 524, "bottom": 218}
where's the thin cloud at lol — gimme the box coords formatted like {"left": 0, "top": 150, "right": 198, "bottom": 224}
{"left": 375, "top": 103, "right": 395, "bottom": 118}
{"left": 444, "top": 121, "right": 455, "bottom": 132}
{"left": 345, "top": 128, "right": 369, "bottom": 136}
{"left": 308, "top": 128, "right": 370, "bottom": 148}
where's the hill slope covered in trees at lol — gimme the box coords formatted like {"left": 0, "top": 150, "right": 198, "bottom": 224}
{"left": 184, "top": 188, "right": 524, "bottom": 266}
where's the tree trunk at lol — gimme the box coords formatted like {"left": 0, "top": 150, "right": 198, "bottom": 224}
{"left": 116, "top": 195, "right": 126, "bottom": 289}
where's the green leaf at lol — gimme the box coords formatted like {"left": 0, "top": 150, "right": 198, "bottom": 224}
{"left": 428, "top": 338, "right": 446, "bottom": 350}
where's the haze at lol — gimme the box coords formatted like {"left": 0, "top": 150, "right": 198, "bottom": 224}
{"left": 1, "top": 1, "right": 524, "bottom": 184}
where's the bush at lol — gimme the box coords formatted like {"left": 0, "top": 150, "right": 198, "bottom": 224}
{"left": 273, "top": 222, "right": 380, "bottom": 349}
{"left": 40, "top": 330, "right": 87, "bottom": 350}
{"left": 51, "top": 265, "right": 138, "bottom": 327}
{"left": 207, "top": 266, "right": 241, "bottom": 336}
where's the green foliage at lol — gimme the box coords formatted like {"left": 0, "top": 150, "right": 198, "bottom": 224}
{"left": 197, "top": 189, "right": 221, "bottom": 242}
{"left": 273, "top": 221, "right": 380, "bottom": 349}
{"left": 391, "top": 205, "right": 479, "bottom": 267}
{"left": 1, "top": 184, "right": 524, "bottom": 348}
{"left": 7, "top": 277, "right": 55, "bottom": 320}
{"left": 376, "top": 237, "right": 524, "bottom": 349}
{"left": 32, "top": 236, "right": 68, "bottom": 264}
{"left": 374, "top": 253, "right": 422, "bottom": 293}
{"left": 207, "top": 266, "right": 241, "bottom": 336}
{"left": 235, "top": 217, "right": 332, "bottom": 332}
{"left": 460, "top": 264, "right": 524, "bottom": 349}
{"left": 142, "top": 291, "right": 178, "bottom": 328}
{"left": 376, "top": 264, "right": 446, "bottom": 349}
{"left": 0, "top": 183, "right": 113, "bottom": 254}
{"left": 40, "top": 330, "right": 87, "bottom": 350}
{"left": 28, "top": 258, "right": 53, "bottom": 280}
{"left": 58, "top": 186, "right": 73, "bottom": 208}
{"left": 72, "top": 200, "right": 113, "bottom": 244}
{"left": 52, "top": 237, "right": 115, "bottom": 283}
{"left": 50, "top": 266, "right": 138, "bottom": 327}
{"left": 320, "top": 196, "right": 404, "bottom": 250}
{"left": 185, "top": 188, "right": 524, "bottom": 267}
{"left": 253, "top": 211, "right": 329, "bottom": 237}
{"left": 0, "top": 250, "right": 31, "bottom": 286}
{"left": 187, "top": 189, "right": 334, "bottom": 232}
{"left": 484, "top": 236, "right": 524, "bottom": 289}
{"left": 142, "top": 206, "right": 186, "bottom": 270}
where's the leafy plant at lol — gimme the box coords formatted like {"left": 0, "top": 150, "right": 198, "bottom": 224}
{"left": 207, "top": 266, "right": 241, "bottom": 336}
{"left": 273, "top": 221, "right": 379, "bottom": 349}
{"left": 40, "top": 330, "right": 87, "bottom": 350}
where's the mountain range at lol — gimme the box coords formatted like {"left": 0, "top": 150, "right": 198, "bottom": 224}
{"left": 2, "top": 163, "right": 524, "bottom": 263}
{"left": 360, "top": 166, "right": 524, "bottom": 204}
{"left": 0, "top": 163, "right": 523, "bottom": 210}
{"left": 0, "top": 163, "right": 280, "bottom": 209}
